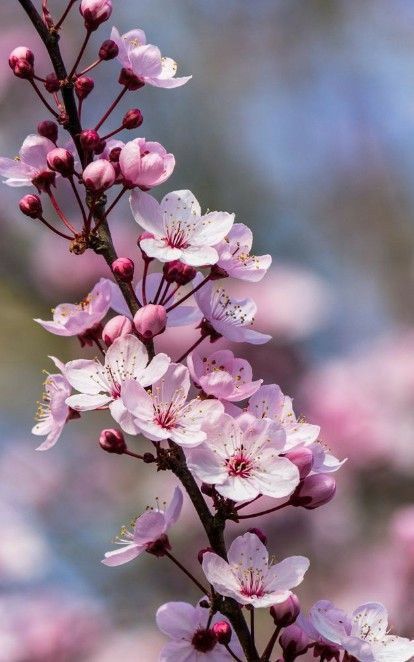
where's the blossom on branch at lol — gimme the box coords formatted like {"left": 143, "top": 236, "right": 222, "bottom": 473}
{"left": 119, "top": 138, "right": 175, "bottom": 190}
{"left": 32, "top": 356, "right": 74, "bottom": 451}
{"left": 214, "top": 223, "right": 272, "bottom": 282}
{"left": 0, "top": 134, "right": 55, "bottom": 189}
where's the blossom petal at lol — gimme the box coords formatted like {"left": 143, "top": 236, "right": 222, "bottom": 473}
{"left": 65, "top": 359, "right": 107, "bottom": 394}
{"left": 192, "top": 211, "right": 235, "bottom": 246}
{"left": 164, "top": 487, "right": 184, "bottom": 527}
{"left": 140, "top": 352, "right": 171, "bottom": 387}
{"left": 129, "top": 44, "right": 162, "bottom": 77}
{"left": 130, "top": 189, "right": 164, "bottom": 235}
{"left": 20, "top": 134, "right": 55, "bottom": 169}
{"left": 228, "top": 532, "right": 268, "bottom": 572}
{"left": 265, "top": 556, "right": 310, "bottom": 593}
{"left": 202, "top": 553, "right": 241, "bottom": 599}
{"left": 148, "top": 75, "right": 192, "bottom": 89}
{"left": 102, "top": 543, "right": 142, "bottom": 566}
{"left": 133, "top": 510, "right": 166, "bottom": 543}
{"left": 109, "top": 399, "right": 140, "bottom": 434}
{"left": 160, "top": 190, "right": 201, "bottom": 223}
{"left": 66, "top": 393, "right": 112, "bottom": 411}
{"left": 156, "top": 601, "right": 197, "bottom": 639}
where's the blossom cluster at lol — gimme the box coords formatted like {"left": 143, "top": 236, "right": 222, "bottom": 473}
{"left": 5, "top": 1, "right": 414, "bottom": 660}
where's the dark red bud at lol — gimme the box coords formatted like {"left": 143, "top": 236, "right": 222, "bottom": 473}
{"left": 163, "top": 260, "right": 197, "bottom": 286}
{"left": 32, "top": 169, "right": 56, "bottom": 193}
{"left": 38, "top": 120, "right": 58, "bottom": 143}
{"left": 94, "top": 139, "right": 106, "bottom": 155}
{"left": 99, "top": 428, "right": 126, "bottom": 454}
{"left": 270, "top": 595, "right": 300, "bottom": 627}
{"left": 19, "top": 194, "right": 42, "bottom": 218}
{"left": 112, "top": 257, "right": 134, "bottom": 282}
{"left": 74, "top": 75, "right": 94, "bottom": 100}
{"left": 44, "top": 73, "right": 60, "bottom": 93}
{"left": 122, "top": 108, "right": 143, "bottom": 129}
{"left": 79, "top": 129, "right": 101, "bottom": 151}
{"left": 99, "top": 39, "right": 119, "bottom": 60}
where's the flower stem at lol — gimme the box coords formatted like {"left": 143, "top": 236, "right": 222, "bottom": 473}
{"left": 29, "top": 79, "right": 59, "bottom": 118}
{"left": 176, "top": 333, "right": 208, "bottom": 363}
{"left": 48, "top": 191, "right": 78, "bottom": 234}
{"left": 249, "top": 608, "right": 255, "bottom": 649}
{"left": 237, "top": 500, "right": 291, "bottom": 520}
{"left": 225, "top": 645, "right": 243, "bottom": 662}
{"left": 142, "top": 260, "right": 149, "bottom": 305}
{"left": 102, "top": 186, "right": 127, "bottom": 220}
{"left": 54, "top": 0, "right": 77, "bottom": 30}
{"left": 153, "top": 275, "right": 165, "bottom": 304}
{"left": 78, "top": 58, "right": 101, "bottom": 76}
{"left": 164, "top": 551, "right": 208, "bottom": 595}
{"left": 38, "top": 215, "right": 73, "bottom": 239}
{"left": 68, "top": 175, "right": 87, "bottom": 227}
{"left": 166, "top": 274, "right": 211, "bottom": 313}
{"left": 68, "top": 29, "right": 92, "bottom": 79}
{"left": 95, "top": 86, "right": 128, "bottom": 131}
{"left": 260, "top": 625, "right": 281, "bottom": 661}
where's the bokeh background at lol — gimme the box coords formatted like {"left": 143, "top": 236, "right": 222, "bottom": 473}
{"left": 1, "top": 0, "right": 414, "bottom": 659}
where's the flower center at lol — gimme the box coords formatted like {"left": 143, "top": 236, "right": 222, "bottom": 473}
{"left": 226, "top": 452, "right": 253, "bottom": 478}
{"left": 165, "top": 220, "right": 191, "bottom": 249}
{"left": 191, "top": 628, "right": 217, "bottom": 653}
{"left": 239, "top": 569, "right": 265, "bottom": 598}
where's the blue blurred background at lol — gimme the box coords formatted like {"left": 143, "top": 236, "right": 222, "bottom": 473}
{"left": 1, "top": 0, "right": 414, "bottom": 658}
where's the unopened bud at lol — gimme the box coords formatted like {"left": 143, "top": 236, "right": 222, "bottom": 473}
{"left": 212, "top": 621, "right": 231, "bottom": 645}
{"left": 122, "top": 108, "right": 143, "bottom": 129}
{"left": 285, "top": 447, "right": 314, "bottom": 480}
{"left": 38, "top": 120, "right": 58, "bottom": 143}
{"left": 163, "top": 260, "right": 197, "bottom": 286}
{"left": 80, "top": 129, "right": 101, "bottom": 152}
{"left": 112, "top": 257, "right": 134, "bottom": 282}
{"left": 44, "top": 73, "right": 60, "bottom": 93}
{"left": 99, "top": 39, "right": 119, "bottom": 60}
{"left": 198, "top": 547, "right": 214, "bottom": 564}
{"left": 46, "top": 148, "right": 74, "bottom": 177}
{"left": 80, "top": 0, "right": 112, "bottom": 31}
{"left": 247, "top": 528, "right": 267, "bottom": 546}
{"left": 119, "top": 67, "right": 145, "bottom": 91}
{"left": 32, "top": 169, "right": 56, "bottom": 193}
{"left": 134, "top": 304, "right": 167, "bottom": 340}
{"left": 270, "top": 595, "right": 300, "bottom": 627}
{"left": 280, "top": 624, "right": 310, "bottom": 661}
{"left": 74, "top": 75, "right": 94, "bottom": 100}
{"left": 9, "top": 47, "right": 34, "bottom": 79}
{"left": 19, "top": 194, "right": 42, "bottom": 219}
{"left": 291, "top": 474, "right": 336, "bottom": 510}
{"left": 82, "top": 159, "right": 115, "bottom": 192}
{"left": 102, "top": 315, "right": 133, "bottom": 347}
{"left": 99, "top": 428, "right": 126, "bottom": 454}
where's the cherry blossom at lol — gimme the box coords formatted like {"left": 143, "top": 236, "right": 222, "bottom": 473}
{"left": 130, "top": 189, "right": 234, "bottom": 266}
{"left": 34, "top": 278, "right": 111, "bottom": 338}
{"left": 102, "top": 487, "right": 183, "bottom": 566}
{"left": 309, "top": 600, "right": 414, "bottom": 662}
{"left": 0, "top": 134, "right": 55, "bottom": 187}
{"left": 32, "top": 357, "right": 73, "bottom": 451}
{"left": 119, "top": 138, "right": 175, "bottom": 190}
{"left": 214, "top": 223, "right": 272, "bottom": 282}
{"left": 202, "top": 532, "right": 309, "bottom": 608}
{"left": 111, "top": 27, "right": 192, "bottom": 89}
{"left": 65, "top": 334, "right": 170, "bottom": 434}
{"left": 187, "top": 348, "right": 262, "bottom": 402}
{"left": 122, "top": 363, "right": 224, "bottom": 447}
{"left": 187, "top": 413, "right": 299, "bottom": 501}
{"left": 194, "top": 279, "right": 271, "bottom": 345}
{"left": 156, "top": 599, "right": 242, "bottom": 661}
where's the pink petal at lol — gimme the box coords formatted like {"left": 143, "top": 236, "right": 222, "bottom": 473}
{"left": 164, "top": 487, "right": 184, "bottom": 527}
{"left": 129, "top": 189, "right": 164, "bottom": 235}
{"left": 156, "top": 601, "right": 197, "bottom": 639}
{"left": 102, "top": 543, "right": 142, "bottom": 566}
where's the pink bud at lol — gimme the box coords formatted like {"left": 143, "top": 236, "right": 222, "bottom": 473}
{"left": 19, "top": 194, "right": 42, "bottom": 219}
{"left": 112, "top": 257, "right": 134, "bottom": 282}
{"left": 80, "top": 129, "right": 101, "bottom": 151}
{"left": 99, "top": 39, "right": 119, "bottom": 60}
{"left": 270, "top": 595, "right": 300, "bottom": 627}
{"left": 44, "top": 73, "right": 60, "bottom": 93}
{"left": 99, "top": 428, "right": 126, "bottom": 454}
{"left": 247, "top": 528, "right": 267, "bottom": 546}
{"left": 74, "top": 75, "right": 94, "bottom": 100}
{"left": 9, "top": 47, "right": 34, "bottom": 79}
{"left": 212, "top": 621, "right": 231, "bottom": 646}
{"left": 32, "top": 169, "right": 56, "bottom": 193}
{"left": 38, "top": 120, "right": 58, "bottom": 143}
{"left": 122, "top": 108, "right": 143, "bottom": 129}
{"left": 46, "top": 148, "right": 74, "bottom": 177}
{"left": 198, "top": 547, "right": 214, "bottom": 564}
{"left": 102, "top": 315, "right": 133, "bottom": 347}
{"left": 163, "top": 260, "right": 197, "bottom": 286}
{"left": 291, "top": 474, "right": 336, "bottom": 510}
{"left": 280, "top": 624, "right": 310, "bottom": 660}
{"left": 80, "top": 0, "right": 112, "bottom": 31}
{"left": 285, "top": 447, "right": 314, "bottom": 480}
{"left": 82, "top": 159, "right": 115, "bottom": 192}
{"left": 134, "top": 304, "right": 167, "bottom": 340}
{"left": 118, "top": 67, "right": 145, "bottom": 91}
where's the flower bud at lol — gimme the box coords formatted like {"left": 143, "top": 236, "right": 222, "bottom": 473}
{"left": 74, "top": 75, "right": 94, "bottom": 100}
{"left": 46, "top": 148, "right": 74, "bottom": 177}
{"left": 285, "top": 447, "right": 314, "bottom": 480}
{"left": 197, "top": 547, "right": 214, "bottom": 564}
{"left": 137, "top": 232, "right": 155, "bottom": 261}
{"left": 102, "top": 315, "right": 133, "bottom": 347}
{"left": 32, "top": 169, "right": 56, "bottom": 193}
{"left": 44, "top": 73, "right": 60, "bottom": 93}
{"left": 291, "top": 474, "right": 336, "bottom": 510}
{"left": 112, "top": 257, "right": 134, "bottom": 282}
{"left": 212, "top": 621, "right": 231, "bottom": 646}
{"left": 82, "top": 159, "right": 115, "bottom": 192}
{"left": 247, "top": 528, "right": 267, "bottom": 546}
{"left": 270, "top": 595, "right": 300, "bottom": 628}
{"left": 163, "top": 260, "right": 197, "bottom": 286}
{"left": 134, "top": 304, "right": 167, "bottom": 340}
{"left": 122, "top": 108, "right": 143, "bottom": 130}
{"left": 38, "top": 120, "right": 58, "bottom": 143}
{"left": 19, "top": 194, "right": 42, "bottom": 219}
{"left": 80, "top": 0, "right": 112, "bottom": 31}
{"left": 99, "top": 39, "right": 119, "bottom": 61}
{"left": 9, "top": 47, "right": 34, "bottom": 79}
{"left": 280, "top": 624, "right": 310, "bottom": 661}
{"left": 99, "top": 428, "right": 126, "bottom": 454}
{"left": 80, "top": 129, "right": 101, "bottom": 151}
{"left": 119, "top": 67, "right": 145, "bottom": 91}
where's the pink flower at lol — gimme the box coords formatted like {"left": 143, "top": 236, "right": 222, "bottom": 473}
{"left": 130, "top": 189, "right": 234, "bottom": 265}
{"left": 102, "top": 487, "right": 183, "bottom": 566}
{"left": 122, "top": 363, "right": 224, "bottom": 447}
{"left": 214, "top": 223, "right": 272, "bottom": 282}
{"left": 65, "top": 334, "right": 170, "bottom": 434}
{"left": 187, "top": 348, "right": 262, "bottom": 402}
{"left": 187, "top": 414, "right": 299, "bottom": 501}
{"left": 0, "top": 134, "right": 55, "bottom": 187}
{"left": 32, "top": 357, "right": 72, "bottom": 451}
{"left": 34, "top": 278, "right": 111, "bottom": 338}
{"left": 202, "top": 532, "right": 309, "bottom": 608}
{"left": 194, "top": 279, "right": 271, "bottom": 345}
{"left": 156, "top": 599, "right": 242, "bottom": 661}
{"left": 309, "top": 600, "right": 414, "bottom": 662}
{"left": 111, "top": 27, "right": 191, "bottom": 89}
{"left": 106, "top": 272, "right": 202, "bottom": 327}
{"left": 119, "top": 138, "right": 175, "bottom": 189}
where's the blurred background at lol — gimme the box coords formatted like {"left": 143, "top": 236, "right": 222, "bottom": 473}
{"left": 1, "top": 0, "right": 414, "bottom": 659}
